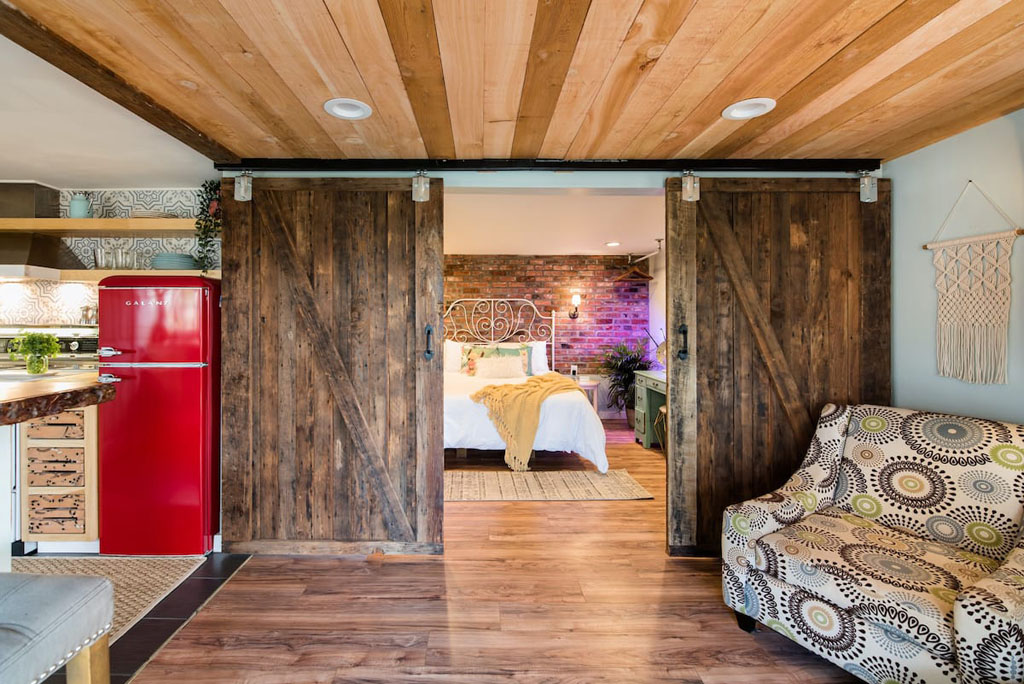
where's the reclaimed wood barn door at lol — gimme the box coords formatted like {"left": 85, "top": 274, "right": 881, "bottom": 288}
{"left": 220, "top": 178, "right": 443, "bottom": 554}
{"left": 667, "top": 177, "right": 891, "bottom": 554}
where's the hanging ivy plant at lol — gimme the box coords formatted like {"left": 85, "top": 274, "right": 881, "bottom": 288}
{"left": 195, "top": 179, "right": 222, "bottom": 273}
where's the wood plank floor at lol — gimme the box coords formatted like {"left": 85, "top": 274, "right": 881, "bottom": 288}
{"left": 133, "top": 421, "right": 856, "bottom": 683}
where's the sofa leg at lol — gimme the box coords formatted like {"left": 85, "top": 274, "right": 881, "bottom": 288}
{"left": 67, "top": 633, "right": 110, "bottom": 684}
{"left": 734, "top": 611, "right": 757, "bottom": 633}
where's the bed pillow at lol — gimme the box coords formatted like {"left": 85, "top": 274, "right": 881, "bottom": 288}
{"left": 529, "top": 341, "right": 550, "bottom": 374}
{"left": 496, "top": 342, "right": 534, "bottom": 375}
{"left": 462, "top": 344, "right": 530, "bottom": 376}
{"left": 461, "top": 344, "right": 496, "bottom": 375}
{"left": 443, "top": 340, "right": 462, "bottom": 373}
{"left": 474, "top": 355, "right": 526, "bottom": 379}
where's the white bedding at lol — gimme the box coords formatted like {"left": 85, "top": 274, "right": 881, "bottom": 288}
{"left": 444, "top": 371, "right": 609, "bottom": 473}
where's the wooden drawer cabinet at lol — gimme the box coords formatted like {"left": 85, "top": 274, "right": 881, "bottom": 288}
{"left": 634, "top": 370, "right": 667, "bottom": 449}
{"left": 28, "top": 493, "right": 86, "bottom": 534}
{"left": 20, "top": 406, "right": 97, "bottom": 541}
{"left": 25, "top": 410, "right": 86, "bottom": 439}
{"left": 26, "top": 447, "right": 85, "bottom": 487}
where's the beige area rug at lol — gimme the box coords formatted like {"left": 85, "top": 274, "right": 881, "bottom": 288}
{"left": 445, "top": 469, "right": 653, "bottom": 501}
{"left": 11, "top": 555, "right": 204, "bottom": 641}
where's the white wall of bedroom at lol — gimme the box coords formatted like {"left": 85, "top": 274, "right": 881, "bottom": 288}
{"left": 882, "top": 108, "right": 1024, "bottom": 424}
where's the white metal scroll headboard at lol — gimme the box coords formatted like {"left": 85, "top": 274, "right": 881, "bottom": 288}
{"left": 442, "top": 298, "right": 556, "bottom": 369}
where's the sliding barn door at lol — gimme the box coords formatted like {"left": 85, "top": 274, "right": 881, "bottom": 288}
{"left": 220, "top": 178, "right": 443, "bottom": 554}
{"left": 667, "top": 178, "right": 891, "bottom": 554}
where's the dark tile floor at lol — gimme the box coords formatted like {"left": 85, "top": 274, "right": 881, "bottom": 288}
{"left": 44, "top": 552, "right": 249, "bottom": 683}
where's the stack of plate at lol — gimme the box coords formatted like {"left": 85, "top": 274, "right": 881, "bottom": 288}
{"left": 132, "top": 209, "right": 179, "bottom": 218}
{"left": 151, "top": 252, "right": 198, "bottom": 270}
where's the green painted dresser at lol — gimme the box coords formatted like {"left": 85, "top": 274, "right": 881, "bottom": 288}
{"left": 634, "top": 370, "right": 666, "bottom": 448}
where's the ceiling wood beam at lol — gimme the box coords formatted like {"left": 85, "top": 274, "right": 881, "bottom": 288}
{"left": 510, "top": 0, "right": 593, "bottom": 158}
{"left": 377, "top": 0, "right": 457, "bottom": 158}
{"left": 0, "top": 1, "right": 238, "bottom": 163}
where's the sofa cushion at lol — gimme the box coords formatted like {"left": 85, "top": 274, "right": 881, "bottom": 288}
{"left": 832, "top": 405, "right": 1024, "bottom": 561}
{"left": 754, "top": 507, "right": 999, "bottom": 658}
{"left": 0, "top": 573, "right": 113, "bottom": 684}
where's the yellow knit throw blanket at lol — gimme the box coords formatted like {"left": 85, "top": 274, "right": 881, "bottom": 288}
{"left": 470, "top": 372, "right": 587, "bottom": 471}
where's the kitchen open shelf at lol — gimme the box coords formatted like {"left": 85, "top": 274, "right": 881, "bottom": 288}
{"left": 60, "top": 269, "right": 221, "bottom": 281}
{"left": 0, "top": 217, "right": 197, "bottom": 236}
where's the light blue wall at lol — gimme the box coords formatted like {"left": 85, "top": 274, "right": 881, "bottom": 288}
{"left": 883, "top": 109, "right": 1024, "bottom": 423}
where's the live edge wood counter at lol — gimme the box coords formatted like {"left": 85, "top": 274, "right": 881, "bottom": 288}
{"left": 0, "top": 373, "right": 114, "bottom": 426}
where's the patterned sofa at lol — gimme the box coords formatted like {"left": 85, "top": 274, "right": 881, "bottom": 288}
{"left": 722, "top": 404, "right": 1024, "bottom": 684}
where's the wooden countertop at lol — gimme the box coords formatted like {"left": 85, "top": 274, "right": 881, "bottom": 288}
{"left": 0, "top": 372, "right": 115, "bottom": 425}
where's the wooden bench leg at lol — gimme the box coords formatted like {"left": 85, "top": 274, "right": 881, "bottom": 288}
{"left": 67, "top": 633, "right": 109, "bottom": 684}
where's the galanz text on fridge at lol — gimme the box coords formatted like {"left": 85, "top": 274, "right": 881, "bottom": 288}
{"left": 124, "top": 300, "right": 170, "bottom": 306}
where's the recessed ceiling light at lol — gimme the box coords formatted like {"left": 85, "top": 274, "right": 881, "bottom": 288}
{"left": 323, "top": 97, "right": 372, "bottom": 120}
{"left": 605, "top": 241, "right": 620, "bottom": 247}
{"left": 721, "top": 97, "right": 776, "bottom": 120}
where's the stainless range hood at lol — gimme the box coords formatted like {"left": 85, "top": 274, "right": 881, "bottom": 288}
{"left": 0, "top": 233, "right": 85, "bottom": 280}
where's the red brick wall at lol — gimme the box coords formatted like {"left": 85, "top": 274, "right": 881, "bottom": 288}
{"left": 444, "top": 255, "right": 650, "bottom": 374}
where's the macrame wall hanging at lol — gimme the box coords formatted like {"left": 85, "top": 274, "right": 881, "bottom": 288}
{"left": 924, "top": 181, "right": 1022, "bottom": 384}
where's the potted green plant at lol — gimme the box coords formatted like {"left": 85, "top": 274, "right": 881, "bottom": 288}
{"left": 599, "top": 339, "right": 653, "bottom": 428}
{"left": 9, "top": 332, "right": 61, "bottom": 375}
{"left": 194, "top": 179, "right": 222, "bottom": 273}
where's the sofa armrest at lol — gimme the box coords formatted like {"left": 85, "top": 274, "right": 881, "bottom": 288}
{"left": 954, "top": 547, "right": 1024, "bottom": 684}
{"left": 722, "top": 404, "right": 851, "bottom": 570}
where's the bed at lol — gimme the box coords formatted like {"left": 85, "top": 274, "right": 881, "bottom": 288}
{"left": 442, "top": 298, "right": 608, "bottom": 473}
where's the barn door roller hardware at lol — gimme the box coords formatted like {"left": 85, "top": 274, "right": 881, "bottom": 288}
{"left": 681, "top": 171, "right": 699, "bottom": 202}
{"left": 859, "top": 171, "right": 877, "bottom": 203}
{"left": 234, "top": 171, "right": 253, "bottom": 202}
{"left": 412, "top": 171, "right": 430, "bottom": 203}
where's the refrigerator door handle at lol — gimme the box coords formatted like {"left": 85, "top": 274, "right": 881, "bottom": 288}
{"left": 98, "top": 346, "right": 123, "bottom": 357}
{"left": 98, "top": 373, "right": 123, "bottom": 384}
{"left": 100, "top": 362, "right": 208, "bottom": 368}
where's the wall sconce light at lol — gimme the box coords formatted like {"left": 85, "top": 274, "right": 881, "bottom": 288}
{"left": 412, "top": 171, "right": 430, "bottom": 203}
{"left": 569, "top": 293, "right": 581, "bottom": 320}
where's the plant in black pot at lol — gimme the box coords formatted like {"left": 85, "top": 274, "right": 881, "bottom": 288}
{"left": 9, "top": 332, "right": 60, "bottom": 375}
{"left": 599, "top": 339, "right": 653, "bottom": 429}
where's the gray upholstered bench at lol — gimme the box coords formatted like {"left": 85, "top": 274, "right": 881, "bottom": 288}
{"left": 0, "top": 573, "right": 113, "bottom": 684}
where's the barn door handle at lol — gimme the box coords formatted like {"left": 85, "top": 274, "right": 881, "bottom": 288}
{"left": 424, "top": 324, "right": 435, "bottom": 360}
{"left": 677, "top": 323, "right": 689, "bottom": 361}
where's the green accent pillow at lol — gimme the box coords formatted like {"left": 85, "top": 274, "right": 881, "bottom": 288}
{"left": 461, "top": 344, "right": 532, "bottom": 376}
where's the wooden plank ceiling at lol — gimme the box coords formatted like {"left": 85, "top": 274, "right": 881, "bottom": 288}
{"left": 4, "top": 0, "right": 1023, "bottom": 162}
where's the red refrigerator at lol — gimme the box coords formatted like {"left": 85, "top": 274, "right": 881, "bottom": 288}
{"left": 97, "top": 276, "right": 220, "bottom": 555}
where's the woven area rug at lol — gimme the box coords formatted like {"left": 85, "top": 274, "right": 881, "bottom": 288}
{"left": 445, "top": 469, "right": 653, "bottom": 501}
{"left": 11, "top": 556, "right": 204, "bottom": 641}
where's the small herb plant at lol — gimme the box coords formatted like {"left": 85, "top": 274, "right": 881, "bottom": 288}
{"left": 9, "top": 332, "right": 61, "bottom": 374}
{"left": 194, "top": 179, "right": 222, "bottom": 273}
{"left": 599, "top": 339, "right": 654, "bottom": 411}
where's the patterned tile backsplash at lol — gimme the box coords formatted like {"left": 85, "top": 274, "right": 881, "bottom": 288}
{"left": 59, "top": 188, "right": 203, "bottom": 218}
{"left": 0, "top": 280, "right": 98, "bottom": 326}
{"left": 58, "top": 188, "right": 220, "bottom": 269}
{"left": 0, "top": 188, "right": 219, "bottom": 326}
